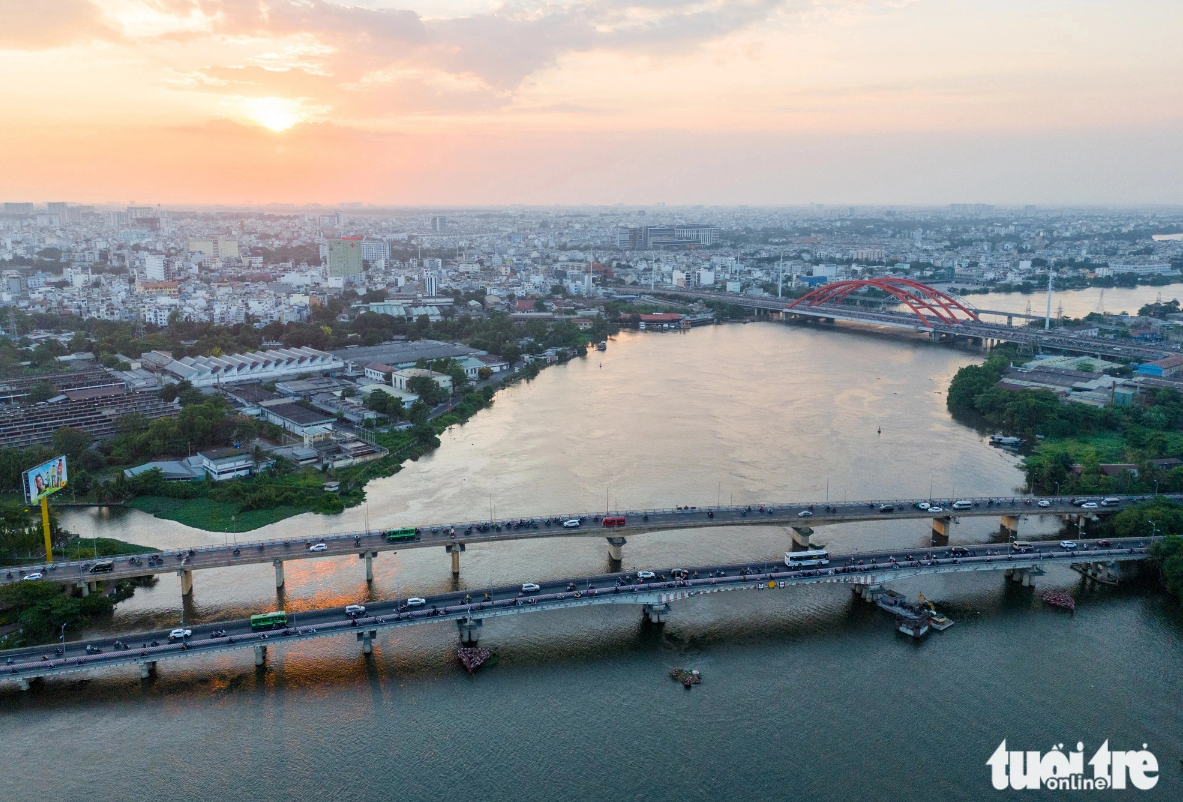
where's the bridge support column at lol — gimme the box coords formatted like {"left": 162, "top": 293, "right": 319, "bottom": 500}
{"left": 178, "top": 569, "right": 193, "bottom": 598}
{"left": 642, "top": 603, "right": 671, "bottom": 624}
{"left": 254, "top": 645, "right": 267, "bottom": 666}
{"left": 931, "top": 517, "right": 951, "bottom": 545}
{"left": 457, "top": 617, "right": 483, "bottom": 645}
{"left": 75, "top": 581, "right": 89, "bottom": 598}
{"left": 606, "top": 537, "right": 626, "bottom": 561}
{"left": 791, "top": 527, "right": 814, "bottom": 551}
{"left": 854, "top": 584, "right": 884, "bottom": 602}
{"left": 361, "top": 630, "right": 375, "bottom": 655}
{"left": 365, "top": 552, "right": 374, "bottom": 583}
{"left": 273, "top": 560, "right": 284, "bottom": 589}
{"left": 140, "top": 661, "right": 156, "bottom": 679}
{"left": 1000, "top": 514, "right": 1020, "bottom": 539}
{"left": 446, "top": 542, "right": 465, "bottom": 575}
{"left": 17, "top": 677, "right": 30, "bottom": 691}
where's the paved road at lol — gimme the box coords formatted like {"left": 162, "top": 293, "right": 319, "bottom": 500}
{"left": 2, "top": 494, "right": 1160, "bottom": 589}
{"left": 0, "top": 535, "right": 1155, "bottom": 685}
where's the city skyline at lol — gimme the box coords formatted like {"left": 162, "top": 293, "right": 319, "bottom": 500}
{"left": 3, "top": 0, "right": 1181, "bottom": 205}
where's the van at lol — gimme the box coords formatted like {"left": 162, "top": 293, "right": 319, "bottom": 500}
{"left": 1101, "top": 497, "right": 1121, "bottom": 506}
{"left": 90, "top": 560, "right": 114, "bottom": 574}
{"left": 1011, "top": 540, "right": 1033, "bottom": 553}
{"left": 952, "top": 500, "right": 973, "bottom": 511}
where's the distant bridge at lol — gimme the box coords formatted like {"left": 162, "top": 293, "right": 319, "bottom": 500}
{"left": 655, "top": 284, "right": 1173, "bottom": 360}
{"left": 0, "top": 536, "right": 1155, "bottom": 691}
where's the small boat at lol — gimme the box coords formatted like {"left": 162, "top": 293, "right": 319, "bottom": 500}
{"left": 1042, "top": 589, "right": 1076, "bottom": 612}
{"left": 669, "top": 667, "right": 701, "bottom": 687}
{"left": 929, "top": 612, "right": 955, "bottom": 631}
{"left": 898, "top": 619, "right": 929, "bottom": 638}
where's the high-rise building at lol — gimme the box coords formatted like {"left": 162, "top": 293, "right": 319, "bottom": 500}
{"left": 187, "top": 239, "right": 239, "bottom": 258}
{"left": 431, "top": 216, "right": 447, "bottom": 232}
{"left": 616, "top": 225, "right": 719, "bottom": 248}
{"left": 361, "top": 240, "right": 389, "bottom": 262}
{"left": 127, "top": 206, "right": 153, "bottom": 219}
{"left": 144, "top": 254, "right": 167, "bottom": 282}
{"left": 424, "top": 273, "right": 438, "bottom": 296}
{"left": 3, "top": 203, "right": 34, "bottom": 214}
{"left": 327, "top": 237, "right": 364, "bottom": 279}
{"left": 47, "top": 202, "right": 68, "bottom": 216}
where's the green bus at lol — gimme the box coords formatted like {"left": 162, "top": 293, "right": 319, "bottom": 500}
{"left": 386, "top": 527, "right": 420, "bottom": 543}
{"left": 250, "top": 611, "right": 288, "bottom": 631}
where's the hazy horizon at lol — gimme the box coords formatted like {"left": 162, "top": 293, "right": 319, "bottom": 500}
{"left": 3, "top": 0, "right": 1181, "bottom": 205}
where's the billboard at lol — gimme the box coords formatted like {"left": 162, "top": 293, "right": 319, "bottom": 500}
{"left": 23, "top": 456, "right": 67, "bottom": 504}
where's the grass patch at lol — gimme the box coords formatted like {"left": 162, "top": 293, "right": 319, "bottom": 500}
{"left": 127, "top": 496, "right": 305, "bottom": 533}
{"left": 61, "top": 536, "right": 158, "bottom": 560}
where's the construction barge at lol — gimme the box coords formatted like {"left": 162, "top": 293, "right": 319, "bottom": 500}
{"left": 876, "top": 590, "right": 954, "bottom": 639}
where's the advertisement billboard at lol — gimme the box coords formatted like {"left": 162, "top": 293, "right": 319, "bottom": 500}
{"left": 23, "top": 455, "right": 68, "bottom": 504}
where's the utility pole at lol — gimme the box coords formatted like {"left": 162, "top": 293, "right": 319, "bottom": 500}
{"left": 1044, "top": 271, "right": 1053, "bottom": 331}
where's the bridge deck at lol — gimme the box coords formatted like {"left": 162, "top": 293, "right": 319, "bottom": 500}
{"left": 0, "top": 536, "right": 1153, "bottom": 687}
{"left": 2, "top": 495, "right": 1157, "bottom": 589}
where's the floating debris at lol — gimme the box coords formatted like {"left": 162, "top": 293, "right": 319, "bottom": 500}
{"left": 669, "top": 668, "right": 701, "bottom": 688}
{"left": 1042, "top": 590, "right": 1076, "bottom": 612}
{"left": 457, "top": 647, "right": 493, "bottom": 674}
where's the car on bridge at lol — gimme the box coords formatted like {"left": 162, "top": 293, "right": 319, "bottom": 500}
{"left": 1081, "top": 502, "right": 1099, "bottom": 509}
{"left": 878, "top": 504, "right": 895, "bottom": 513}
{"left": 1038, "top": 500, "right": 1051, "bottom": 508}
{"left": 406, "top": 598, "right": 426, "bottom": 607}
{"left": 797, "top": 510, "right": 813, "bottom": 518}
{"left": 952, "top": 500, "right": 973, "bottom": 510}
{"left": 308, "top": 542, "right": 328, "bottom": 552}
{"left": 168, "top": 629, "right": 192, "bottom": 642}
{"left": 345, "top": 605, "right": 366, "bottom": 616}
{"left": 521, "top": 583, "right": 541, "bottom": 594}
{"left": 22, "top": 572, "right": 42, "bottom": 581}
{"left": 1060, "top": 541, "right": 1078, "bottom": 550}
{"left": 637, "top": 571, "right": 656, "bottom": 580}
{"left": 928, "top": 506, "right": 945, "bottom": 514}
{"left": 563, "top": 519, "right": 581, "bottom": 529}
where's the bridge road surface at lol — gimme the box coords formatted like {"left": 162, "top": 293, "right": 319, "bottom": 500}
{"left": 2, "top": 495, "right": 1162, "bottom": 590}
{"left": 0, "top": 536, "right": 1155, "bottom": 688}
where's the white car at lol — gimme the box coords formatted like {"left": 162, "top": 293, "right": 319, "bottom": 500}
{"left": 406, "top": 598, "right": 426, "bottom": 607}
{"left": 521, "top": 583, "right": 541, "bottom": 593}
{"left": 636, "top": 571, "right": 656, "bottom": 580}
{"left": 928, "top": 506, "right": 944, "bottom": 514}
{"left": 1080, "top": 502, "right": 1099, "bottom": 509}
{"left": 916, "top": 502, "right": 931, "bottom": 511}
{"left": 562, "top": 519, "right": 581, "bottom": 529}
{"left": 22, "top": 572, "right": 43, "bottom": 581}
{"left": 168, "top": 628, "right": 192, "bottom": 641}
{"left": 345, "top": 604, "right": 366, "bottom": 616}
{"left": 797, "top": 510, "right": 813, "bottom": 518}
{"left": 308, "top": 542, "right": 328, "bottom": 552}
{"left": 1038, "top": 500, "right": 1051, "bottom": 508}
{"left": 1060, "top": 540, "right": 1077, "bottom": 550}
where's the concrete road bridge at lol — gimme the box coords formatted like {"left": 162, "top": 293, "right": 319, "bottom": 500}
{"left": 0, "top": 535, "right": 1155, "bottom": 691}
{"left": 655, "top": 283, "right": 1174, "bottom": 361}
{"left": 2, "top": 494, "right": 1160, "bottom": 601}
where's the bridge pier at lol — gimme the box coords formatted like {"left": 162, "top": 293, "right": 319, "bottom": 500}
{"left": 359, "top": 630, "right": 376, "bottom": 655}
{"left": 457, "top": 617, "right": 483, "bottom": 645}
{"left": 790, "top": 526, "right": 813, "bottom": 551}
{"left": 1000, "top": 514, "right": 1020, "bottom": 540}
{"left": 931, "top": 516, "right": 951, "bottom": 545}
{"left": 1007, "top": 567, "right": 1042, "bottom": 587}
{"left": 17, "top": 677, "right": 30, "bottom": 691}
{"left": 178, "top": 569, "right": 193, "bottom": 598}
{"left": 273, "top": 560, "right": 284, "bottom": 589}
{"left": 254, "top": 645, "right": 267, "bottom": 666}
{"left": 364, "top": 552, "right": 375, "bottom": 583}
{"left": 606, "top": 537, "right": 626, "bottom": 561}
{"left": 75, "top": 581, "right": 89, "bottom": 598}
{"left": 642, "top": 603, "right": 671, "bottom": 624}
{"left": 140, "top": 661, "right": 156, "bottom": 679}
{"left": 446, "top": 542, "right": 465, "bottom": 575}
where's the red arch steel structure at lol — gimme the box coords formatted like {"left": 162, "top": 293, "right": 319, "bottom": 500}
{"left": 786, "top": 278, "right": 980, "bottom": 326}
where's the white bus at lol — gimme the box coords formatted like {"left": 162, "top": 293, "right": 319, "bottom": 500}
{"left": 785, "top": 549, "right": 830, "bottom": 568}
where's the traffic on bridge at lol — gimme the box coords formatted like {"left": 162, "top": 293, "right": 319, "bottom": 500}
{"left": 1, "top": 535, "right": 1154, "bottom": 690}
{"left": 1, "top": 495, "right": 1160, "bottom": 596}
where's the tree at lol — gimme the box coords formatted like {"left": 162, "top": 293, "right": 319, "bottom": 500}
{"left": 52, "top": 427, "right": 93, "bottom": 461}
{"left": 26, "top": 381, "right": 58, "bottom": 403}
{"left": 477, "top": 367, "right": 493, "bottom": 381}
{"left": 500, "top": 343, "right": 521, "bottom": 366}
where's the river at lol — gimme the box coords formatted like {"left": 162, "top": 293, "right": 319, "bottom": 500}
{"left": 3, "top": 295, "right": 1181, "bottom": 800}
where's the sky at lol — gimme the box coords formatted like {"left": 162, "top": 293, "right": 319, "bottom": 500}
{"left": 1, "top": 0, "right": 1181, "bottom": 206}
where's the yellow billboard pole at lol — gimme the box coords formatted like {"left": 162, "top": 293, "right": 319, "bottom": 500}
{"left": 41, "top": 496, "right": 53, "bottom": 564}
